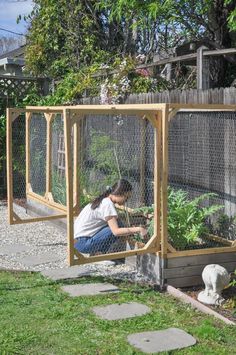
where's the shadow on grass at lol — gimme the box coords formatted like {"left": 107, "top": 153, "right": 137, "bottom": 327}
{"left": 0, "top": 269, "right": 162, "bottom": 296}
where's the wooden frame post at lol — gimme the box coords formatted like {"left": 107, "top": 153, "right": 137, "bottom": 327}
{"left": 73, "top": 116, "right": 82, "bottom": 215}
{"left": 140, "top": 118, "right": 147, "bottom": 205}
{"left": 25, "top": 112, "right": 32, "bottom": 193}
{"left": 63, "top": 108, "right": 75, "bottom": 265}
{"left": 161, "top": 104, "right": 169, "bottom": 258}
{"left": 45, "top": 113, "right": 53, "bottom": 200}
{"left": 154, "top": 112, "right": 162, "bottom": 251}
{"left": 6, "top": 108, "right": 13, "bottom": 224}
{"left": 197, "top": 46, "right": 210, "bottom": 90}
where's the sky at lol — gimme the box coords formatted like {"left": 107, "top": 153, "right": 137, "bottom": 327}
{"left": 0, "top": 0, "right": 33, "bottom": 37}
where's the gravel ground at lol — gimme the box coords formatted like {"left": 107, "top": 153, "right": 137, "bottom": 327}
{"left": 0, "top": 200, "right": 146, "bottom": 282}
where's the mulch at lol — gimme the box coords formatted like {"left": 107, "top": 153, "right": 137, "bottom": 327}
{"left": 181, "top": 285, "right": 236, "bottom": 323}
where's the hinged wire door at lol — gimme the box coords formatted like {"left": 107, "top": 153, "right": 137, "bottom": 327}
{"left": 7, "top": 107, "right": 161, "bottom": 265}
{"left": 64, "top": 110, "right": 161, "bottom": 265}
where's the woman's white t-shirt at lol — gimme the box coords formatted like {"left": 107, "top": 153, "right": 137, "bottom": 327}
{"left": 74, "top": 197, "right": 118, "bottom": 238}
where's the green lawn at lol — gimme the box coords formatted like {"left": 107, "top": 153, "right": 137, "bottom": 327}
{"left": 0, "top": 270, "right": 235, "bottom": 355}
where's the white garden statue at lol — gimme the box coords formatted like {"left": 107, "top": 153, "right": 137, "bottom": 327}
{"left": 197, "top": 264, "right": 230, "bottom": 305}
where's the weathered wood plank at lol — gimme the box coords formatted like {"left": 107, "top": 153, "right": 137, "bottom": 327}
{"left": 167, "top": 276, "right": 203, "bottom": 288}
{"left": 164, "top": 261, "right": 236, "bottom": 278}
{"left": 167, "top": 252, "right": 236, "bottom": 268}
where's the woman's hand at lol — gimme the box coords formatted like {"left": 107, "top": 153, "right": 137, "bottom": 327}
{"left": 138, "top": 226, "right": 148, "bottom": 238}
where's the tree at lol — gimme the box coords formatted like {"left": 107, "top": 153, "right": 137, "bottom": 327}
{"left": 24, "top": 0, "right": 128, "bottom": 77}
{"left": 98, "top": 0, "right": 236, "bottom": 86}
{"left": 24, "top": 0, "right": 236, "bottom": 86}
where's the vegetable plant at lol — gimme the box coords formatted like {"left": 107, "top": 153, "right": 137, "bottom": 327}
{"left": 135, "top": 188, "right": 223, "bottom": 250}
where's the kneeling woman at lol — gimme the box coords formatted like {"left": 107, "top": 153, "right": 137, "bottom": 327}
{"left": 74, "top": 179, "right": 147, "bottom": 255}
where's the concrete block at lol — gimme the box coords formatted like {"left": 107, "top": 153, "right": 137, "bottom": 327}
{"left": 92, "top": 302, "right": 150, "bottom": 320}
{"left": 61, "top": 283, "right": 119, "bottom": 297}
{"left": 0, "top": 244, "right": 31, "bottom": 255}
{"left": 127, "top": 328, "right": 196, "bottom": 353}
{"left": 41, "top": 266, "right": 91, "bottom": 280}
{"left": 137, "top": 253, "right": 160, "bottom": 284}
{"left": 17, "top": 252, "right": 63, "bottom": 267}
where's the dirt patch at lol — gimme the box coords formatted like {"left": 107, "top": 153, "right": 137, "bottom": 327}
{"left": 181, "top": 285, "right": 236, "bottom": 323}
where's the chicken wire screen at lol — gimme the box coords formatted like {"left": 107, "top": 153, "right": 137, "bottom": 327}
{"left": 168, "top": 110, "right": 236, "bottom": 251}
{"left": 29, "top": 113, "right": 47, "bottom": 197}
{"left": 51, "top": 113, "right": 66, "bottom": 205}
{"left": 74, "top": 113, "right": 155, "bottom": 256}
{"left": 11, "top": 113, "right": 27, "bottom": 212}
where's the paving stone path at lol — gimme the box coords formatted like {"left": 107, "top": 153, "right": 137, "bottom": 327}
{"left": 127, "top": 328, "right": 197, "bottom": 353}
{"left": 61, "top": 283, "right": 120, "bottom": 296}
{"left": 41, "top": 265, "right": 91, "bottom": 280}
{"left": 16, "top": 252, "right": 63, "bottom": 267}
{"left": 0, "top": 244, "right": 31, "bottom": 255}
{"left": 92, "top": 302, "right": 151, "bottom": 320}
{"left": 0, "top": 200, "right": 196, "bottom": 354}
{"left": 40, "top": 269, "right": 197, "bottom": 353}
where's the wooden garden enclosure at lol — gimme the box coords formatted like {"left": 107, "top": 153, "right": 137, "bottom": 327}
{"left": 7, "top": 103, "right": 236, "bottom": 286}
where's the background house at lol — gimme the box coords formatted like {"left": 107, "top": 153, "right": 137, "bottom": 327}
{"left": 0, "top": 45, "right": 25, "bottom": 76}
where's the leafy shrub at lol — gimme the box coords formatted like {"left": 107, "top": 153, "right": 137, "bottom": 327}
{"left": 135, "top": 188, "right": 223, "bottom": 250}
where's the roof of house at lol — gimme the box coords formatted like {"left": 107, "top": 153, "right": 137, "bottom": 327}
{"left": 0, "top": 45, "right": 25, "bottom": 60}
{"left": 0, "top": 45, "right": 25, "bottom": 67}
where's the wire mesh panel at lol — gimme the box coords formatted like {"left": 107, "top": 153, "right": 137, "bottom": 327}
{"left": 11, "top": 112, "right": 27, "bottom": 212}
{"left": 168, "top": 110, "right": 236, "bottom": 251}
{"left": 51, "top": 113, "right": 66, "bottom": 205}
{"left": 74, "top": 113, "right": 155, "bottom": 257}
{"left": 29, "top": 113, "right": 47, "bottom": 196}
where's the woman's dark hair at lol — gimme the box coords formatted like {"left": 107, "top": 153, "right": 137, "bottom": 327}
{"left": 91, "top": 179, "right": 132, "bottom": 210}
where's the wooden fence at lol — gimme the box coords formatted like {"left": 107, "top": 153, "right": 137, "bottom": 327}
{"left": 81, "top": 87, "right": 236, "bottom": 105}
{"left": 0, "top": 75, "right": 49, "bottom": 101}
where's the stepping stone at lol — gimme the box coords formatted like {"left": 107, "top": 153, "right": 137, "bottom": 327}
{"left": 0, "top": 244, "right": 31, "bottom": 255}
{"left": 92, "top": 302, "right": 150, "bottom": 320}
{"left": 92, "top": 260, "right": 116, "bottom": 266}
{"left": 61, "top": 283, "right": 119, "bottom": 297}
{"left": 127, "top": 328, "right": 196, "bottom": 353}
{"left": 17, "top": 252, "right": 62, "bottom": 267}
{"left": 41, "top": 266, "right": 91, "bottom": 281}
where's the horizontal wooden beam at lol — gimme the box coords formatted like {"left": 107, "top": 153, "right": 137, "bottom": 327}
{"left": 203, "top": 48, "right": 236, "bottom": 57}
{"left": 27, "top": 191, "right": 67, "bottom": 213}
{"left": 73, "top": 246, "right": 158, "bottom": 265}
{"left": 138, "top": 49, "right": 236, "bottom": 69}
{"left": 91, "top": 48, "right": 236, "bottom": 78}
{"left": 25, "top": 103, "right": 236, "bottom": 115}
{"left": 169, "top": 103, "right": 236, "bottom": 110}
{"left": 138, "top": 53, "right": 198, "bottom": 68}
{"left": 25, "top": 107, "right": 64, "bottom": 113}
{"left": 0, "top": 74, "right": 47, "bottom": 81}
{"left": 12, "top": 213, "right": 67, "bottom": 225}
{"left": 203, "top": 234, "right": 233, "bottom": 246}
{"left": 167, "top": 246, "right": 236, "bottom": 258}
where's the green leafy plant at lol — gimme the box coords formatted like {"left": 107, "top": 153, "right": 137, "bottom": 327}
{"left": 85, "top": 129, "right": 120, "bottom": 195}
{"left": 229, "top": 270, "right": 236, "bottom": 287}
{"left": 167, "top": 189, "right": 223, "bottom": 249}
{"left": 135, "top": 188, "right": 223, "bottom": 250}
{"left": 51, "top": 171, "right": 67, "bottom": 205}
